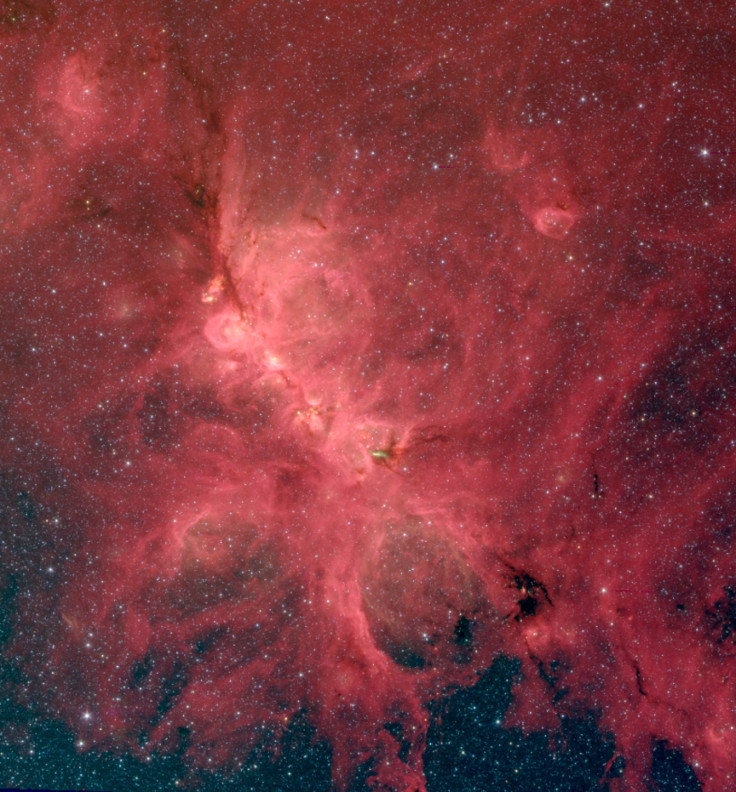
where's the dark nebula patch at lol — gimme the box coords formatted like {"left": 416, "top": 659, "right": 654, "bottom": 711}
{"left": 423, "top": 658, "right": 619, "bottom": 792}
{"left": 0, "top": 2, "right": 735, "bottom": 792}
{"left": 651, "top": 741, "right": 703, "bottom": 792}
{"left": 452, "top": 613, "right": 473, "bottom": 648}
{"left": 509, "top": 568, "right": 552, "bottom": 622}
{"left": 706, "top": 586, "right": 736, "bottom": 649}
{"left": 128, "top": 653, "right": 153, "bottom": 691}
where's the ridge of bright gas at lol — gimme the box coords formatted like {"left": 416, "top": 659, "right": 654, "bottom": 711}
{"left": 1, "top": 1, "right": 734, "bottom": 791}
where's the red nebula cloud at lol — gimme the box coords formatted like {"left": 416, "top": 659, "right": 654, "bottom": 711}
{"left": 1, "top": 2, "right": 735, "bottom": 791}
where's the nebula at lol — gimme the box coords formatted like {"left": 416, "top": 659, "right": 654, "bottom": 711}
{"left": 1, "top": 1, "right": 734, "bottom": 791}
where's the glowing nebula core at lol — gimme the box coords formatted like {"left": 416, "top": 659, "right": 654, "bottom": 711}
{"left": 1, "top": 2, "right": 735, "bottom": 791}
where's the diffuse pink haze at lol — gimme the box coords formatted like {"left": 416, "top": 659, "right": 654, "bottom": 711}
{"left": 1, "top": 1, "right": 734, "bottom": 790}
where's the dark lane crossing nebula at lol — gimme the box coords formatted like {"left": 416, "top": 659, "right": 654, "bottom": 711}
{"left": 0, "top": 2, "right": 734, "bottom": 791}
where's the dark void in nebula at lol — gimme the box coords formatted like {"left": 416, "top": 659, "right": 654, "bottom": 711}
{"left": 0, "top": 2, "right": 734, "bottom": 791}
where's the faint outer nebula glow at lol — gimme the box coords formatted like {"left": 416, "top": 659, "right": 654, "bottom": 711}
{"left": 1, "top": 2, "right": 734, "bottom": 792}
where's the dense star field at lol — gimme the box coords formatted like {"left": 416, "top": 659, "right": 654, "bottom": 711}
{"left": 1, "top": 1, "right": 735, "bottom": 791}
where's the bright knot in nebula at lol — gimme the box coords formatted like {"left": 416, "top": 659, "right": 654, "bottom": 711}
{"left": 1, "top": 2, "right": 735, "bottom": 792}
